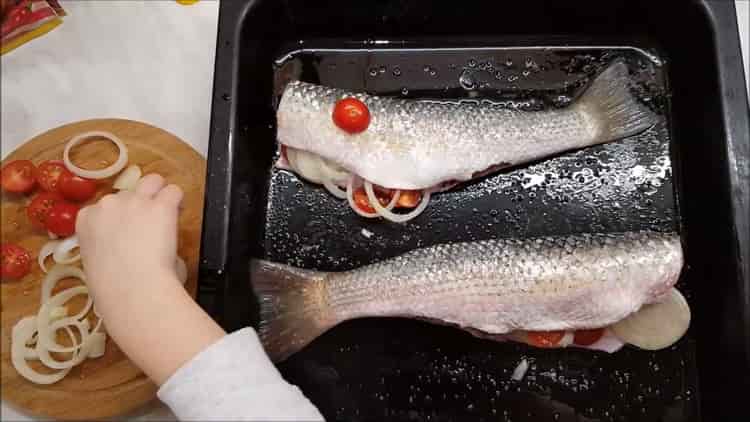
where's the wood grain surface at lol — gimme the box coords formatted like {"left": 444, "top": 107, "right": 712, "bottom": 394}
{"left": 1, "top": 119, "right": 206, "bottom": 420}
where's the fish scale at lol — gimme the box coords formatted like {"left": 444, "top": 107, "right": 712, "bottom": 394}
{"left": 277, "top": 61, "right": 658, "bottom": 190}
{"left": 252, "top": 231, "right": 684, "bottom": 361}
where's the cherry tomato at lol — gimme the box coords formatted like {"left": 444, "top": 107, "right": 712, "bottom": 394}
{"left": 35, "top": 160, "right": 67, "bottom": 193}
{"left": 526, "top": 330, "right": 566, "bottom": 348}
{"left": 332, "top": 97, "right": 370, "bottom": 134}
{"left": 396, "top": 190, "right": 422, "bottom": 208}
{"left": 27, "top": 192, "right": 64, "bottom": 229}
{"left": 352, "top": 187, "right": 391, "bottom": 213}
{"left": 573, "top": 328, "right": 605, "bottom": 346}
{"left": 1, "top": 160, "right": 36, "bottom": 194}
{"left": 45, "top": 202, "right": 80, "bottom": 237}
{"left": 58, "top": 171, "right": 97, "bottom": 202}
{"left": 1, "top": 243, "right": 31, "bottom": 279}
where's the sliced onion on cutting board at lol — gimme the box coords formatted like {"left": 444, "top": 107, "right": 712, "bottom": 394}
{"left": 38, "top": 240, "right": 61, "bottom": 273}
{"left": 41, "top": 264, "right": 86, "bottom": 304}
{"left": 52, "top": 236, "right": 80, "bottom": 265}
{"left": 64, "top": 131, "right": 129, "bottom": 179}
{"left": 11, "top": 317, "right": 72, "bottom": 385}
{"left": 113, "top": 165, "right": 142, "bottom": 191}
{"left": 611, "top": 288, "right": 691, "bottom": 350}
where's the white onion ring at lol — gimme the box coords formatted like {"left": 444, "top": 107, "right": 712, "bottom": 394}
{"left": 38, "top": 240, "right": 61, "bottom": 273}
{"left": 12, "top": 317, "right": 72, "bottom": 384}
{"left": 49, "top": 306, "right": 68, "bottom": 321}
{"left": 36, "top": 318, "right": 90, "bottom": 369}
{"left": 363, "top": 181, "right": 400, "bottom": 213}
{"left": 63, "top": 131, "right": 129, "bottom": 179}
{"left": 346, "top": 177, "right": 379, "bottom": 218}
{"left": 42, "top": 265, "right": 86, "bottom": 305}
{"left": 37, "top": 286, "right": 92, "bottom": 353}
{"left": 323, "top": 178, "right": 348, "bottom": 199}
{"left": 88, "top": 332, "right": 106, "bottom": 359}
{"left": 365, "top": 182, "right": 432, "bottom": 223}
{"left": 611, "top": 288, "right": 690, "bottom": 350}
{"left": 53, "top": 236, "right": 80, "bottom": 265}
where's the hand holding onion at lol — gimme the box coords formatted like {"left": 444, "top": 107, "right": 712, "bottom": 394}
{"left": 76, "top": 174, "right": 184, "bottom": 313}
{"left": 76, "top": 174, "right": 224, "bottom": 385}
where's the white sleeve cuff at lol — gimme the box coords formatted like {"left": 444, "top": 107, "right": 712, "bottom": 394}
{"left": 157, "top": 327, "right": 324, "bottom": 421}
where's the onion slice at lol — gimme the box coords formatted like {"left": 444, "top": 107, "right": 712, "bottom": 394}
{"left": 12, "top": 317, "right": 72, "bottom": 384}
{"left": 347, "top": 177, "right": 379, "bottom": 218}
{"left": 323, "top": 178, "right": 348, "bottom": 199}
{"left": 88, "top": 332, "right": 106, "bottom": 359}
{"left": 38, "top": 240, "right": 61, "bottom": 273}
{"left": 113, "top": 164, "right": 142, "bottom": 190}
{"left": 36, "top": 318, "right": 90, "bottom": 369}
{"left": 53, "top": 236, "right": 80, "bottom": 265}
{"left": 511, "top": 359, "right": 529, "bottom": 381}
{"left": 42, "top": 265, "right": 86, "bottom": 305}
{"left": 363, "top": 181, "right": 400, "bottom": 213}
{"left": 37, "top": 287, "right": 92, "bottom": 353}
{"left": 611, "top": 288, "right": 691, "bottom": 350}
{"left": 365, "top": 182, "right": 432, "bottom": 223}
{"left": 63, "top": 131, "right": 129, "bottom": 179}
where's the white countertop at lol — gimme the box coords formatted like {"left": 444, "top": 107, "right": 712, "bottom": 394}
{"left": 1, "top": 1, "right": 748, "bottom": 420}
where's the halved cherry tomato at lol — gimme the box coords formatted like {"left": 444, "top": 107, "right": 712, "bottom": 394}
{"left": 35, "top": 160, "right": 67, "bottom": 193}
{"left": 396, "top": 190, "right": 422, "bottom": 208}
{"left": 1, "top": 160, "right": 36, "bottom": 194}
{"left": 58, "top": 171, "right": 97, "bottom": 202}
{"left": 45, "top": 202, "right": 80, "bottom": 237}
{"left": 573, "top": 328, "right": 605, "bottom": 346}
{"left": 332, "top": 97, "right": 370, "bottom": 134}
{"left": 27, "top": 192, "right": 63, "bottom": 229}
{"left": 526, "top": 330, "right": 566, "bottom": 348}
{"left": 1, "top": 243, "right": 31, "bottom": 279}
{"left": 352, "top": 187, "right": 391, "bottom": 213}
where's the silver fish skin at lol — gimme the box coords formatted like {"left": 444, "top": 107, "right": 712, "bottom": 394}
{"left": 252, "top": 231, "right": 683, "bottom": 361}
{"left": 276, "top": 61, "right": 658, "bottom": 190}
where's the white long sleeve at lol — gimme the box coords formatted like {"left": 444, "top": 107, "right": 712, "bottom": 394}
{"left": 157, "top": 327, "right": 324, "bottom": 421}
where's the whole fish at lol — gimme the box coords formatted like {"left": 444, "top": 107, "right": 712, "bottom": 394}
{"left": 252, "top": 231, "right": 686, "bottom": 362}
{"left": 276, "top": 61, "right": 658, "bottom": 191}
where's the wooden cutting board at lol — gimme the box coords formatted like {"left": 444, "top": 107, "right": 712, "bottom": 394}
{"left": 1, "top": 119, "right": 206, "bottom": 420}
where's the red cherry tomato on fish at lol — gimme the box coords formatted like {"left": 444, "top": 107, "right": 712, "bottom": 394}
{"left": 27, "top": 192, "right": 64, "bottom": 229}
{"left": 45, "top": 201, "right": 80, "bottom": 237}
{"left": 1, "top": 243, "right": 31, "bottom": 280}
{"left": 573, "top": 328, "right": 605, "bottom": 346}
{"left": 1, "top": 160, "right": 36, "bottom": 194}
{"left": 333, "top": 97, "right": 370, "bottom": 134}
{"left": 35, "top": 160, "right": 67, "bottom": 193}
{"left": 58, "top": 170, "right": 97, "bottom": 202}
{"left": 526, "top": 331, "right": 566, "bottom": 348}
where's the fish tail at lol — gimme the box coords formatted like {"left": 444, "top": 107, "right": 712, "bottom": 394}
{"left": 250, "top": 259, "right": 336, "bottom": 362}
{"left": 577, "top": 61, "right": 659, "bottom": 141}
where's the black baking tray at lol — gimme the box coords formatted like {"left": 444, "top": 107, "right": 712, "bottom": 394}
{"left": 199, "top": 1, "right": 750, "bottom": 421}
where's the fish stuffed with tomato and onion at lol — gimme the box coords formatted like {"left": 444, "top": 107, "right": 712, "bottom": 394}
{"left": 275, "top": 61, "right": 658, "bottom": 223}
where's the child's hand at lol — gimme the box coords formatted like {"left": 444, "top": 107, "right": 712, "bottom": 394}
{"left": 76, "top": 174, "right": 224, "bottom": 385}
{"left": 77, "top": 174, "right": 184, "bottom": 313}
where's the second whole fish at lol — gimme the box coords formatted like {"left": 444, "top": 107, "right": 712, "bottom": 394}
{"left": 252, "top": 231, "right": 688, "bottom": 362}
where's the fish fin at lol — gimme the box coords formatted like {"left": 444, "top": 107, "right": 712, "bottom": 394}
{"left": 251, "top": 259, "right": 335, "bottom": 362}
{"left": 578, "top": 61, "right": 659, "bottom": 141}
